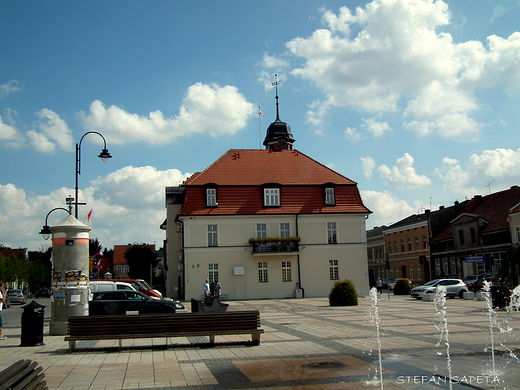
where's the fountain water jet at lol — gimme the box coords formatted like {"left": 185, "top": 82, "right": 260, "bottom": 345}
{"left": 433, "top": 285, "right": 453, "bottom": 390}
{"left": 482, "top": 280, "right": 498, "bottom": 377}
{"left": 368, "top": 287, "right": 384, "bottom": 390}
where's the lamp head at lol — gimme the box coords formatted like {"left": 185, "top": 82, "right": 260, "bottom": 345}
{"left": 98, "top": 148, "right": 112, "bottom": 162}
{"left": 39, "top": 225, "right": 52, "bottom": 240}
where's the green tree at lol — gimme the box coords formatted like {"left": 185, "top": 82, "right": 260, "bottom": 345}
{"left": 497, "top": 244, "right": 520, "bottom": 288}
{"left": 89, "top": 238, "right": 103, "bottom": 256}
{"left": 124, "top": 245, "right": 158, "bottom": 280}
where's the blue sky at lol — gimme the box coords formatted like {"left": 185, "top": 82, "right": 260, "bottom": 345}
{"left": 2, "top": 0, "right": 520, "bottom": 252}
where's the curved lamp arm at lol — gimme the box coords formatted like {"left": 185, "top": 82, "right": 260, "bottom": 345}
{"left": 75, "top": 131, "right": 112, "bottom": 218}
{"left": 39, "top": 207, "right": 71, "bottom": 240}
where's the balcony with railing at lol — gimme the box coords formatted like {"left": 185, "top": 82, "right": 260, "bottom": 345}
{"left": 249, "top": 237, "right": 300, "bottom": 255}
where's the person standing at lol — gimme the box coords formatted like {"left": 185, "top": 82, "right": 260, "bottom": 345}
{"left": 214, "top": 280, "right": 221, "bottom": 298}
{"left": 376, "top": 278, "right": 383, "bottom": 294}
{"left": 203, "top": 279, "right": 210, "bottom": 296}
{"left": 0, "top": 282, "right": 6, "bottom": 340}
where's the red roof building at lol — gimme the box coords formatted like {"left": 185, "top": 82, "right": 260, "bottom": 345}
{"left": 164, "top": 92, "right": 371, "bottom": 300}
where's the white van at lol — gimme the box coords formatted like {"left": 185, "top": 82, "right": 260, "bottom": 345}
{"left": 88, "top": 281, "right": 136, "bottom": 293}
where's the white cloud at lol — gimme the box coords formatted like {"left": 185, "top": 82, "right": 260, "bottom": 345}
{"left": 469, "top": 148, "right": 520, "bottom": 176}
{"left": 262, "top": 53, "right": 289, "bottom": 69}
{"left": 436, "top": 148, "right": 520, "bottom": 198}
{"left": 80, "top": 83, "right": 255, "bottom": 145}
{"left": 361, "top": 189, "right": 415, "bottom": 228}
{"left": 0, "top": 166, "right": 191, "bottom": 251}
{"left": 0, "top": 80, "right": 21, "bottom": 98}
{"left": 361, "top": 156, "right": 376, "bottom": 178}
{"left": 377, "top": 153, "right": 431, "bottom": 189}
{"left": 285, "top": 0, "right": 520, "bottom": 138}
{"left": 344, "top": 126, "right": 363, "bottom": 141}
{"left": 0, "top": 115, "right": 22, "bottom": 146}
{"left": 362, "top": 117, "right": 390, "bottom": 137}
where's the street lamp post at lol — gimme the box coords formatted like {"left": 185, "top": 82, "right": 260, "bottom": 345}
{"left": 74, "top": 131, "right": 112, "bottom": 218}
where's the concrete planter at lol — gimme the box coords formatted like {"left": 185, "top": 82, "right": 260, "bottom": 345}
{"left": 422, "top": 293, "right": 435, "bottom": 301}
{"left": 463, "top": 291, "right": 475, "bottom": 300}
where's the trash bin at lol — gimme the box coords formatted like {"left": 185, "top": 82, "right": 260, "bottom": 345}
{"left": 20, "top": 300, "right": 46, "bottom": 346}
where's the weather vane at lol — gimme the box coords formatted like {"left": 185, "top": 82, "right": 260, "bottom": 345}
{"left": 272, "top": 74, "right": 281, "bottom": 120}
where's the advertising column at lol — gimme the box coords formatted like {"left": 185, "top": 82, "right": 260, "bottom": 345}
{"left": 49, "top": 214, "right": 91, "bottom": 335}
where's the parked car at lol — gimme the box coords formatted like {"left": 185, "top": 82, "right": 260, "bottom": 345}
{"left": 411, "top": 279, "right": 468, "bottom": 300}
{"left": 470, "top": 275, "right": 493, "bottom": 292}
{"left": 7, "top": 289, "right": 26, "bottom": 304}
{"left": 462, "top": 275, "right": 479, "bottom": 289}
{"left": 92, "top": 279, "right": 162, "bottom": 298}
{"left": 89, "top": 290, "right": 185, "bottom": 315}
{"left": 88, "top": 281, "right": 136, "bottom": 293}
{"left": 388, "top": 278, "right": 411, "bottom": 291}
{"left": 36, "top": 287, "right": 52, "bottom": 298}
{"left": 381, "top": 278, "right": 394, "bottom": 289}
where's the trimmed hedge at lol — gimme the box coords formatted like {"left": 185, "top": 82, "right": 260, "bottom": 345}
{"left": 329, "top": 280, "right": 358, "bottom": 306}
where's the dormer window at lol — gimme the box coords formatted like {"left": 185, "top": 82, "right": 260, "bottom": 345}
{"left": 206, "top": 188, "right": 217, "bottom": 207}
{"left": 325, "top": 187, "right": 335, "bottom": 206}
{"left": 264, "top": 188, "right": 280, "bottom": 207}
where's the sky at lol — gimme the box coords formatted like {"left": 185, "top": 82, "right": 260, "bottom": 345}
{"left": 1, "top": 0, "right": 520, "bottom": 252}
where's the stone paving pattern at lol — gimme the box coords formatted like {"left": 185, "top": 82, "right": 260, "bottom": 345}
{"left": 1, "top": 293, "right": 519, "bottom": 389}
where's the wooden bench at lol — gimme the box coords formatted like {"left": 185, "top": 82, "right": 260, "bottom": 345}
{"left": 0, "top": 359, "right": 47, "bottom": 390}
{"left": 65, "top": 310, "right": 263, "bottom": 352}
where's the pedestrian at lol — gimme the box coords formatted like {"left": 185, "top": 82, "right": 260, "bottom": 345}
{"left": 0, "top": 281, "right": 6, "bottom": 340}
{"left": 203, "top": 279, "right": 210, "bottom": 296}
{"left": 214, "top": 280, "right": 221, "bottom": 298}
{"left": 376, "top": 278, "right": 383, "bottom": 294}
{"left": 210, "top": 281, "right": 215, "bottom": 296}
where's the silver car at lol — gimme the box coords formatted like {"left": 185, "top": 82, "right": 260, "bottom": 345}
{"left": 7, "top": 289, "right": 26, "bottom": 304}
{"left": 411, "top": 279, "right": 468, "bottom": 300}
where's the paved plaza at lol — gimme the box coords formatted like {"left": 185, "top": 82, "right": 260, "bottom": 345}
{"left": 1, "top": 293, "right": 519, "bottom": 389}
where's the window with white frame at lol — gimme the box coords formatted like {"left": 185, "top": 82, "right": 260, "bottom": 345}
{"left": 264, "top": 188, "right": 280, "bottom": 206}
{"left": 116, "top": 265, "right": 122, "bottom": 274}
{"left": 415, "top": 237, "right": 419, "bottom": 250}
{"left": 417, "top": 265, "right": 421, "bottom": 280}
{"left": 280, "top": 223, "right": 290, "bottom": 238}
{"left": 329, "top": 259, "right": 339, "bottom": 279}
{"left": 450, "top": 257, "right": 456, "bottom": 275}
{"left": 256, "top": 223, "right": 267, "bottom": 238}
{"left": 515, "top": 226, "right": 520, "bottom": 243}
{"left": 206, "top": 188, "right": 217, "bottom": 207}
{"left": 209, "top": 263, "right": 218, "bottom": 283}
{"left": 207, "top": 224, "right": 218, "bottom": 247}
{"left": 327, "top": 222, "right": 337, "bottom": 244}
{"left": 390, "top": 268, "right": 394, "bottom": 278}
{"left": 258, "top": 262, "right": 268, "bottom": 282}
{"left": 282, "top": 261, "right": 291, "bottom": 281}
{"left": 123, "top": 265, "right": 129, "bottom": 274}
{"left": 409, "top": 265, "right": 414, "bottom": 281}
{"left": 325, "top": 187, "right": 335, "bottom": 205}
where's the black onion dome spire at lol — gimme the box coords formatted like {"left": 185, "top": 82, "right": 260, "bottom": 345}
{"left": 263, "top": 74, "right": 295, "bottom": 151}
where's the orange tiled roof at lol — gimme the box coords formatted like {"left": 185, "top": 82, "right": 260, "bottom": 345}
{"left": 183, "top": 149, "right": 357, "bottom": 186}
{"left": 179, "top": 149, "right": 370, "bottom": 216}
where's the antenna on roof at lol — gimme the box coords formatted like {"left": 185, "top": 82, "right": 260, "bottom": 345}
{"left": 486, "top": 179, "right": 495, "bottom": 194}
{"left": 272, "top": 74, "right": 281, "bottom": 121}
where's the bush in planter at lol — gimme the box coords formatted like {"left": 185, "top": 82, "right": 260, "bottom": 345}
{"left": 329, "top": 280, "right": 358, "bottom": 306}
{"left": 393, "top": 279, "right": 411, "bottom": 295}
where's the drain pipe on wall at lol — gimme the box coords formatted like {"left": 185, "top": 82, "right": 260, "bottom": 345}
{"left": 296, "top": 214, "right": 304, "bottom": 298}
